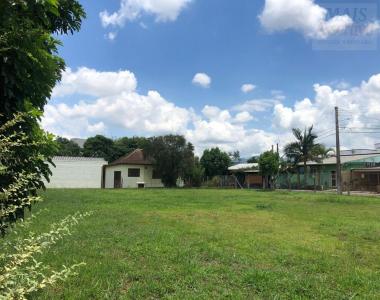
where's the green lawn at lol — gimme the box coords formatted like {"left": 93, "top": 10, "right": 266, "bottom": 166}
{"left": 17, "top": 189, "right": 380, "bottom": 299}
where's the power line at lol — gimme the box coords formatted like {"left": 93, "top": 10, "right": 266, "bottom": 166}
{"left": 316, "top": 132, "right": 336, "bottom": 140}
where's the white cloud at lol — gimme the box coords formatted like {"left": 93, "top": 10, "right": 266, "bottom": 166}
{"left": 53, "top": 67, "right": 137, "bottom": 98}
{"left": 363, "top": 21, "right": 380, "bottom": 35}
{"left": 234, "top": 99, "right": 279, "bottom": 112}
{"left": 259, "top": 0, "right": 353, "bottom": 39}
{"left": 241, "top": 83, "right": 256, "bottom": 93}
{"left": 100, "top": 0, "right": 192, "bottom": 28}
{"left": 233, "top": 111, "right": 254, "bottom": 123}
{"left": 105, "top": 31, "right": 118, "bottom": 41}
{"left": 192, "top": 73, "right": 211, "bottom": 88}
{"left": 88, "top": 122, "right": 106, "bottom": 134}
{"left": 272, "top": 74, "right": 380, "bottom": 149}
{"left": 44, "top": 68, "right": 190, "bottom": 138}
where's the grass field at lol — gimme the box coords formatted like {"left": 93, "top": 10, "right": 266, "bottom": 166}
{"left": 13, "top": 189, "right": 380, "bottom": 299}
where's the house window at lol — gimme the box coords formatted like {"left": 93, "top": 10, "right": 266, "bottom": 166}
{"left": 152, "top": 169, "right": 161, "bottom": 179}
{"left": 128, "top": 168, "right": 140, "bottom": 177}
{"left": 331, "top": 171, "right": 337, "bottom": 187}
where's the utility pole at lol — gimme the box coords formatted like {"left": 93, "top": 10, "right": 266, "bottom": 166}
{"left": 335, "top": 106, "right": 342, "bottom": 195}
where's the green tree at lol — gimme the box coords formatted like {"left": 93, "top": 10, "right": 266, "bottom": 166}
{"left": 258, "top": 151, "right": 280, "bottom": 189}
{"left": 0, "top": 0, "right": 85, "bottom": 120}
{"left": 200, "top": 148, "right": 231, "bottom": 178}
{"left": 229, "top": 150, "right": 241, "bottom": 163}
{"left": 55, "top": 137, "right": 82, "bottom": 157}
{"left": 114, "top": 136, "right": 149, "bottom": 159}
{"left": 83, "top": 135, "right": 116, "bottom": 162}
{"left": 144, "top": 135, "right": 194, "bottom": 187}
{"left": 0, "top": 0, "right": 85, "bottom": 223}
{"left": 247, "top": 156, "right": 259, "bottom": 163}
{"left": 283, "top": 126, "right": 322, "bottom": 187}
{"left": 183, "top": 156, "right": 204, "bottom": 187}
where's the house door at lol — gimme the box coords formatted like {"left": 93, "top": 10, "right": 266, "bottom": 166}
{"left": 114, "top": 171, "right": 122, "bottom": 188}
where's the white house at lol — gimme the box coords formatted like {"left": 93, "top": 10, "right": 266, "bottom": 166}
{"left": 103, "top": 149, "right": 164, "bottom": 189}
{"left": 45, "top": 157, "right": 106, "bottom": 188}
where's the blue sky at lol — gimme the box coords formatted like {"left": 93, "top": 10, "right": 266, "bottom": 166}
{"left": 43, "top": 0, "right": 380, "bottom": 156}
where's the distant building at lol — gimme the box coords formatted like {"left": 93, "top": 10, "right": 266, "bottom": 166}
{"left": 228, "top": 163, "right": 263, "bottom": 188}
{"left": 277, "top": 151, "right": 380, "bottom": 192}
{"left": 45, "top": 157, "right": 106, "bottom": 188}
{"left": 102, "top": 149, "right": 164, "bottom": 189}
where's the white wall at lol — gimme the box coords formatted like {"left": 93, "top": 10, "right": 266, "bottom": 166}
{"left": 45, "top": 157, "right": 106, "bottom": 188}
{"left": 104, "top": 164, "right": 164, "bottom": 188}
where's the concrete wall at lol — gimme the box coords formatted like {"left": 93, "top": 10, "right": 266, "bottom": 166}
{"left": 104, "top": 164, "right": 164, "bottom": 188}
{"left": 45, "top": 157, "right": 106, "bottom": 188}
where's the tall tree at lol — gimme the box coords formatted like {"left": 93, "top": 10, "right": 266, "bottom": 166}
{"left": 56, "top": 137, "right": 82, "bottom": 157}
{"left": 144, "top": 135, "right": 194, "bottom": 187}
{"left": 283, "top": 126, "right": 322, "bottom": 187}
{"left": 258, "top": 151, "right": 280, "bottom": 189}
{"left": 83, "top": 135, "right": 116, "bottom": 162}
{"left": 0, "top": 0, "right": 85, "bottom": 227}
{"left": 200, "top": 148, "right": 231, "bottom": 178}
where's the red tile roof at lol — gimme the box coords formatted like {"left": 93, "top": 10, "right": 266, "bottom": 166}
{"left": 108, "top": 149, "right": 152, "bottom": 166}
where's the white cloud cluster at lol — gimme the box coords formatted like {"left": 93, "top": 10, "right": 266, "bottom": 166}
{"left": 43, "top": 67, "right": 380, "bottom": 156}
{"left": 363, "top": 21, "right": 380, "bottom": 35}
{"left": 100, "top": 0, "right": 192, "bottom": 28}
{"left": 53, "top": 67, "right": 137, "bottom": 98}
{"left": 45, "top": 68, "right": 190, "bottom": 138}
{"left": 187, "top": 106, "right": 273, "bottom": 154}
{"left": 273, "top": 74, "right": 380, "bottom": 149}
{"left": 241, "top": 83, "right": 256, "bottom": 93}
{"left": 259, "top": 0, "right": 353, "bottom": 39}
{"left": 192, "top": 73, "right": 211, "bottom": 88}
{"left": 43, "top": 67, "right": 275, "bottom": 156}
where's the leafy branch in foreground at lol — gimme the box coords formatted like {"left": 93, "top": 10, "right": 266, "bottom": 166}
{"left": 0, "top": 113, "right": 57, "bottom": 235}
{"left": 0, "top": 211, "right": 93, "bottom": 299}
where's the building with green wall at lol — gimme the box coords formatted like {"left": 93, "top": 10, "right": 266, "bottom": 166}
{"left": 278, "top": 152, "right": 380, "bottom": 191}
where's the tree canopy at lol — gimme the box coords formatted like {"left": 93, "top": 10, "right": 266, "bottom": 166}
{"left": 247, "top": 156, "right": 259, "bottom": 163}
{"left": 258, "top": 151, "right": 280, "bottom": 189}
{"left": 0, "top": 0, "right": 85, "bottom": 121}
{"left": 0, "top": 0, "right": 85, "bottom": 229}
{"left": 83, "top": 135, "right": 116, "bottom": 162}
{"left": 200, "top": 148, "right": 231, "bottom": 178}
{"left": 114, "top": 137, "right": 149, "bottom": 159}
{"left": 55, "top": 137, "right": 82, "bottom": 157}
{"left": 283, "top": 126, "right": 329, "bottom": 187}
{"left": 144, "top": 135, "right": 195, "bottom": 187}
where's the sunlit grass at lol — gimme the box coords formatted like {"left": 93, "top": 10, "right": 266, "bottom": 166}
{"left": 17, "top": 189, "right": 380, "bottom": 299}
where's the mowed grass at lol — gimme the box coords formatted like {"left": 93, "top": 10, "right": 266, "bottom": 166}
{"left": 16, "top": 189, "right": 380, "bottom": 299}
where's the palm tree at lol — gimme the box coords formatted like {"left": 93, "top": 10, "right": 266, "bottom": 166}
{"left": 284, "top": 126, "right": 324, "bottom": 188}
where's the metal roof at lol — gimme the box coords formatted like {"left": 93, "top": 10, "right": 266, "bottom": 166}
{"left": 53, "top": 156, "right": 106, "bottom": 162}
{"left": 306, "top": 153, "right": 380, "bottom": 166}
{"left": 229, "top": 163, "right": 259, "bottom": 172}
